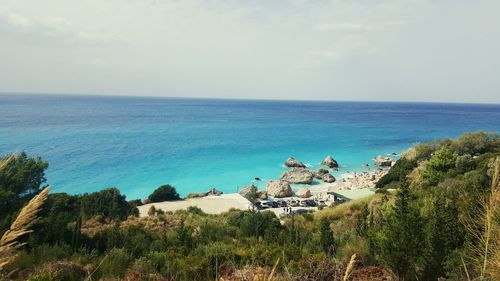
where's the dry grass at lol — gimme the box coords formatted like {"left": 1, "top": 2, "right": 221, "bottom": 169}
{"left": 342, "top": 254, "right": 356, "bottom": 281}
{"left": 314, "top": 194, "right": 383, "bottom": 221}
{"left": 0, "top": 186, "right": 50, "bottom": 272}
{"left": 0, "top": 153, "right": 15, "bottom": 171}
{"left": 462, "top": 156, "right": 500, "bottom": 280}
{"left": 267, "top": 257, "right": 280, "bottom": 281}
{"left": 400, "top": 146, "right": 417, "bottom": 161}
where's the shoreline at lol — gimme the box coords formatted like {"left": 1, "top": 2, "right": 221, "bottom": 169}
{"left": 137, "top": 164, "right": 390, "bottom": 217}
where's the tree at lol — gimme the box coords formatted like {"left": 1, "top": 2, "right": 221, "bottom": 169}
{"left": 177, "top": 219, "right": 192, "bottom": 249}
{"left": 31, "top": 192, "right": 81, "bottom": 245}
{"left": 0, "top": 152, "right": 48, "bottom": 232}
{"left": 319, "top": 217, "right": 336, "bottom": 257}
{"left": 379, "top": 181, "right": 426, "bottom": 280}
{"left": 80, "top": 188, "right": 138, "bottom": 220}
{"left": 147, "top": 185, "right": 180, "bottom": 203}
{"left": 376, "top": 158, "right": 417, "bottom": 188}
{"left": 422, "top": 147, "right": 458, "bottom": 185}
{"left": 423, "top": 194, "right": 464, "bottom": 280}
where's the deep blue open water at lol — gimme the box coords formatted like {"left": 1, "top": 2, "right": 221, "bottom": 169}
{"left": 1, "top": 94, "right": 499, "bottom": 200}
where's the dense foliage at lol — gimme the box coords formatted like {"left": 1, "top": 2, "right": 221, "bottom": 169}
{"left": 0, "top": 152, "right": 48, "bottom": 231}
{"left": 147, "top": 184, "right": 180, "bottom": 203}
{"left": 1, "top": 131, "right": 499, "bottom": 281}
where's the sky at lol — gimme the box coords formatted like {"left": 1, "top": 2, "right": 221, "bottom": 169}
{"left": 0, "top": 0, "right": 499, "bottom": 103}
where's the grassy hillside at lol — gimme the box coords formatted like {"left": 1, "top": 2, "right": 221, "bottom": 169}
{"left": 0, "top": 132, "right": 498, "bottom": 280}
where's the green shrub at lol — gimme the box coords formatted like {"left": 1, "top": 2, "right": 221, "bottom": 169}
{"left": 147, "top": 184, "right": 180, "bottom": 202}
{"left": 422, "top": 147, "right": 458, "bottom": 185}
{"left": 80, "top": 188, "right": 138, "bottom": 220}
{"left": 376, "top": 158, "right": 417, "bottom": 188}
{"left": 450, "top": 131, "right": 500, "bottom": 155}
{"left": 99, "top": 248, "right": 133, "bottom": 279}
{"left": 27, "top": 262, "right": 86, "bottom": 281}
{"left": 226, "top": 210, "right": 282, "bottom": 241}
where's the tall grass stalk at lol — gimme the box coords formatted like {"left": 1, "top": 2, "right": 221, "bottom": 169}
{"left": 462, "top": 157, "right": 499, "bottom": 280}
{"left": 267, "top": 257, "right": 280, "bottom": 281}
{"left": 0, "top": 186, "right": 50, "bottom": 271}
{"left": 342, "top": 254, "right": 356, "bottom": 281}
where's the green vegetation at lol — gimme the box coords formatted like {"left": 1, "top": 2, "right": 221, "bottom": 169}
{"left": 147, "top": 184, "right": 180, "bottom": 203}
{"left": 0, "top": 131, "right": 499, "bottom": 280}
{"left": 0, "top": 152, "right": 48, "bottom": 231}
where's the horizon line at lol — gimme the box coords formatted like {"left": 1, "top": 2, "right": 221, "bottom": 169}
{"left": 1, "top": 91, "right": 499, "bottom": 106}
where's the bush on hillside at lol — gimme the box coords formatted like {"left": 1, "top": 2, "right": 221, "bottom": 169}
{"left": 422, "top": 147, "right": 458, "bottom": 185}
{"left": 450, "top": 131, "right": 500, "bottom": 155}
{"left": 80, "top": 188, "right": 138, "bottom": 220}
{"left": 147, "top": 184, "right": 180, "bottom": 202}
{"left": 375, "top": 158, "right": 417, "bottom": 188}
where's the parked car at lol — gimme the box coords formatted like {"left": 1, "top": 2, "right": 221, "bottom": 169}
{"left": 271, "top": 201, "right": 281, "bottom": 208}
{"left": 305, "top": 200, "right": 317, "bottom": 207}
{"left": 299, "top": 200, "right": 308, "bottom": 207}
{"left": 276, "top": 200, "right": 287, "bottom": 207}
{"left": 317, "top": 200, "right": 327, "bottom": 207}
{"left": 289, "top": 200, "right": 299, "bottom": 207}
{"left": 261, "top": 201, "right": 271, "bottom": 209}
{"left": 254, "top": 202, "right": 263, "bottom": 210}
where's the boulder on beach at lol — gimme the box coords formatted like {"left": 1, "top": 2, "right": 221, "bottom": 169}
{"left": 313, "top": 168, "right": 330, "bottom": 179}
{"left": 186, "top": 192, "right": 208, "bottom": 198}
{"left": 280, "top": 168, "right": 314, "bottom": 184}
{"left": 296, "top": 188, "right": 312, "bottom": 198}
{"left": 266, "top": 180, "right": 293, "bottom": 198}
{"left": 206, "top": 188, "right": 223, "bottom": 196}
{"left": 374, "top": 155, "right": 394, "bottom": 167}
{"left": 256, "top": 190, "right": 268, "bottom": 200}
{"left": 322, "top": 173, "right": 336, "bottom": 183}
{"left": 239, "top": 185, "right": 257, "bottom": 200}
{"left": 321, "top": 155, "right": 339, "bottom": 168}
{"left": 285, "top": 157, "right": 306, "bottom": 168}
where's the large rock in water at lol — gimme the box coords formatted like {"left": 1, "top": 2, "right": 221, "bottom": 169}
{"left": 321, "top": 155, "right": 339, "bottom": 168}
{"left": 285, "top": 157, "right": 306, "bottom": 168}
{"left": 296, "top": 188, "right": 312, "bottom": 198}
{"left": 280, "top": 168, "right": 314, "bottom": 184}
{"left": 239, "top": 185, "right": 257, "bottom": 200}
{"left": 313, "top": 168, "right": 330, "bottom": 179}
{"left": 266, "top": 180, "right": 293, "bottom": 198}
{"left": 374, "top": 156, "right": 394, "bottom": 167}
{"left": 322, "top": 173, "right": 336, "bottom": 183}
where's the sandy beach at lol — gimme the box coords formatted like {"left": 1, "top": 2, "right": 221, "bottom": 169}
{"left": 137, "top": 168, "right": 388, "bottom": 217}
{"left": 138, "top": 193, "right": 253, "bottom": 216}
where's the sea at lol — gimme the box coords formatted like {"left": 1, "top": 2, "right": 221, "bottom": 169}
{"left": 1, "top": 94, "right": 499, "bottom": 200}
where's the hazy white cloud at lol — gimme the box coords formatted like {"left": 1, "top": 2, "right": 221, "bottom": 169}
{"left": 313, "top": 21, "right": 405, "bottom": 32}
{"left": 0, "top": 11, "right": 118, "bottom": 46}
{"left": 0, "top": 0, "right": 499, "bottom": 103}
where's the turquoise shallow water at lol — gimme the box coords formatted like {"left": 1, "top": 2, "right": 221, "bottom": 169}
{"left": 1, "top": 94, "right": 499, "bottom": 200}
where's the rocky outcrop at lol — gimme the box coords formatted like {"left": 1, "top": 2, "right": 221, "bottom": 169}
{"left": 336, "top": 169, "right": 388, "bottom": 190}
{"left": 280, "top": 168, "right": 314, "bottom": 184}
{"left": 285, "top": 157, "right": 306, "bottom": 168}
{"left": 374, "top": 156, "right": 394, "bottom": 167}
{"left": 296, "top": 188, "right": 312, "bottom": 198}
{"left": 239, "top": 185, "right": 257, "bottom": 200}
{"left": 321, "top": 155, "right": 339, "bottom": 168}
{"left": 186, "top": 188, "right": 223, "bottom": 198}
{"left": 266, "top": 180, "right": 293, "bottom": 198}
{"left": 256, "top": 190, "right": 268, "bottom": 200}
{"left": 313, "top": 168, "right": 330, "bottom": 179}
{"left": 322, "top": 173, "right": 336, "bottom": 183}
{"left": 206, "top": 188, "right": 223, "bottom": 196}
